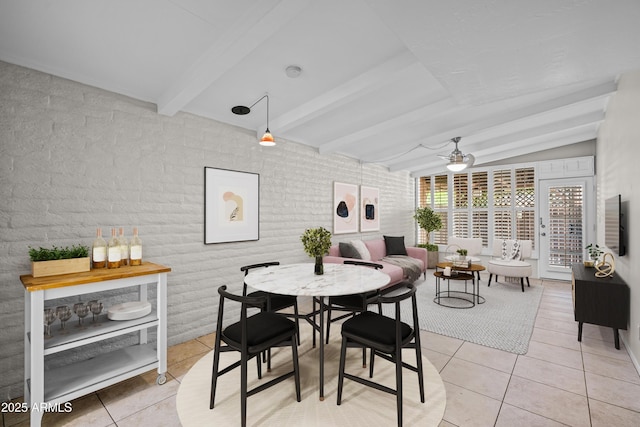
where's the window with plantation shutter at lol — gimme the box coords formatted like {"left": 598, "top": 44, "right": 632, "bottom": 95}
{"left": 417, "top": 177, "right": 431, "bottom": 244}
{"left": 515, "top": 168, "right": 536, "bottom": 249}
{"left": 417, "top": 164, "right": 536, "bottom": 253}
{"left": 471, "top": 171, "right": 488, "bottom": 246}
{"left": 433, "top": 175, "right": 448, "bottom": 244}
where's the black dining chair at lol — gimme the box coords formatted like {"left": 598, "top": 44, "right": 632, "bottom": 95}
{"left": 324, "top": 260, "right": 384, "bottom": 345}
{"left": 336, "top": 283, "right": 424, "bottom": 427}
{"left": 210, "top": 285, "right": 301, "bottom": 427}
{"left": 241, "top": 262, "right": 301, "bottom": 349}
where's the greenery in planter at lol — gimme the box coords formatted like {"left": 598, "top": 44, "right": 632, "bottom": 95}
{"left": 456, "top": 248, "right": 468, "bottom": 257}
{"left": 414, "top": 206, "right": 442, "bottom": 251}
{"left": 585, "top": 243, "right": 603, "bottom": 260}
{"left": 416, "top": 243, "right": 439, "bottom": 252}
{"left": 300, "top": 227, "right": 332, "bottom": 257}
{"left": 28, "top": 245, "right": 89, "bottom": 262}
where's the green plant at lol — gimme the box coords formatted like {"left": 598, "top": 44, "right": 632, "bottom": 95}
{"left": 300, "top": 227, "right": 332, "bottom": 257}
{"left": 28, "top": 245, "right": 89, "bottom": 262}
{"left": 585, "top": 243, "right": 603, "bottom": 260}
{"left": 416, "top": 243, "right": 439, "bottom": 252}
{"left": 414, "top": 206, "right": 442, "bottom": 247}
{"left": 457, "top": 248, "right": 468, "bottom": 256}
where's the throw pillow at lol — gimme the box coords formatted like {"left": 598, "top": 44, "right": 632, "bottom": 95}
{"left": 384, "top": 235, "right": 407, "bottom": 256}
{"left": 339, "top": 242, "right": 362, "bottom": 259}
{"left": 350, "top": 240, "right": 372, "bottom": 261}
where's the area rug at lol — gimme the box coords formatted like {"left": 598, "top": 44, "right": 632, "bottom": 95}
{"left": 389, "top": 275, "right": 544, "bottom": 354}
{"left": 176, "top": 328, "right": 446, "bottom": 426}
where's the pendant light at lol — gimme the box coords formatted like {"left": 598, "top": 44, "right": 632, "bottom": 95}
{"left": 231, "top": 94, "right": 276, "bottom": 146}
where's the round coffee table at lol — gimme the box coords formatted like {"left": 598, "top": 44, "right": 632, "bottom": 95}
{"left": 434, "top": 262, "right": 486, "bottom": 308}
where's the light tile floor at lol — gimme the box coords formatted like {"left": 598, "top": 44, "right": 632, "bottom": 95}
{"left": 4, "top": 277, "right": 640, "bottom": 426}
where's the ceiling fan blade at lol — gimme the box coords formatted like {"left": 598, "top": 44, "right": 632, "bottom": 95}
{"left": 437, "top": 154, "right": 451, "bottom": 160}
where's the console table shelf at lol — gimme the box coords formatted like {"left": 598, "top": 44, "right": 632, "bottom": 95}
{"left": 20, "top": 262, "right": 170, "bottom": 427}
{"left": 571, "top": 263, "right": 629, "bottom": 349}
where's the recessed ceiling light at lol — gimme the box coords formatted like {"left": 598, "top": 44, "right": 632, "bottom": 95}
{"left": 285, "top": 65, "right": 302, "bottom": 78}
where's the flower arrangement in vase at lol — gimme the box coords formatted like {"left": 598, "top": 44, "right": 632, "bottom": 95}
{"left": 300, "top": 227, "right": 332, "bottom": 275}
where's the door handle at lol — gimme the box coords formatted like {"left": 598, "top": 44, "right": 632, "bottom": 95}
{"left": 540, "top": 232, "right": 546, "bottom": 236}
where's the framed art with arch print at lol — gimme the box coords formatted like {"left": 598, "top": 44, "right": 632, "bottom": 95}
{"left": 204, "top": 167, "right": 259, "bottom": 244}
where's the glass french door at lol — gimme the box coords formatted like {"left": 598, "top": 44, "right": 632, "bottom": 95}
{"left": 539, "top": 178, "right": 594, "bottom": 280}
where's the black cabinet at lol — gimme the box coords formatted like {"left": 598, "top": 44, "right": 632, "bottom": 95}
{"left": 572, "top": 264, "right": 629, "bottom": 349}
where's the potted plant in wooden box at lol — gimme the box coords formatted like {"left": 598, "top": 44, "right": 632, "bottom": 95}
{"left": 29, "top": 245, "right": 91, "bottom": 277}
{"left": 414, "top": 206, "right": 442, "bottom": 268}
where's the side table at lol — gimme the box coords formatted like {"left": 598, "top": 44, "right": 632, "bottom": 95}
{"left": 434, "top": 271, "right": 484, "bottom": 308}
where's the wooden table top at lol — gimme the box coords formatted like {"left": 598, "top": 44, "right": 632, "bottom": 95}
{"left": 436, "top": 262, "right": 486, "bottom": 272}
{"left": 20, "top": 262, "right": 171, "bottom": 292}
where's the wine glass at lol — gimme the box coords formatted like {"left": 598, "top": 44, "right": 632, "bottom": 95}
{"left": 73, "top": 302, "right": 89, "bottom": 328}
{"left": 44, "top": 308, "right": 57, "bottom": 338}
{"left": 88, "top": 300, "right": 103, "bottom": 324}
{"left": 56, "top": 305, "right": 72, "bottom": 333}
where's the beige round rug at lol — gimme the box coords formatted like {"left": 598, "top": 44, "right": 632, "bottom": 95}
{"left": 177, "top": 329, "right": 446, "bottom": 426}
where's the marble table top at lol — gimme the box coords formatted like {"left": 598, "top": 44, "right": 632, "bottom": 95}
{"left": 244, "top": 263, "right": 390, "bottom": 297}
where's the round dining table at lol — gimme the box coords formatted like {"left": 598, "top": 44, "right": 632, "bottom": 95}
{"left": 244, "top": 262, "right": 390, "bottom": 400}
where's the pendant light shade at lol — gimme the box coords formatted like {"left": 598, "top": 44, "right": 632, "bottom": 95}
{"left": 260, "top": 129, "right": 275, "bottom": 146}
{"left": 231, "top": 93, "right": 276, "bottom": 146}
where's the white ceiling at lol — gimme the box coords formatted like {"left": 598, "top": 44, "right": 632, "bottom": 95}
{"left": 2, "top": 0, "right": 640, "bottom": 176}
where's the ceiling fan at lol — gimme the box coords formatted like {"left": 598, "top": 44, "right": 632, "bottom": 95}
{"left": 438, "top": 137, "right": 475, "bottom": 171}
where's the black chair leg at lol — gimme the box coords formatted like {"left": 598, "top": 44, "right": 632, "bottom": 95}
{"left": 291, "top": 335, "right": 301, "bottom": 402}
{"left": 336, "top": 336, "right": 348, "bottom": 405}
{"left": 526, "top": 277, "right": 530, "bottom": 287}
{"left": 395, "top": 345, "right": 403, "bottom": 427}
{"left": 521, "top": 278, "right": 525, "bottom": 292}
{"left": 369, "top": 348, "right": 375, "bottom": 378}
{"left": 240, "top": 350, "right": 248, "bottom": 427}
{"left": 488, "top": 274, "right": 493, "bottom": 286}
{"left": 209, "top": 335, "right": 222, "bottom": 409}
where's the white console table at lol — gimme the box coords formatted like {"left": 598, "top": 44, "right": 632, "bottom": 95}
{"left": 20, "top": 262, "right": 170, "bottom": 427}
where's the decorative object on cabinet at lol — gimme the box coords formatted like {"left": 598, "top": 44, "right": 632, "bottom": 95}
{"left": 572, "top": 263, "right": 628, "bottom": 349}
{"left": 301, "top": 226, "right": 332, "bottom": 275}
{"left": 29, "top": 244, "right": 90, "bottom": 277}
{"left": 359, "top": 185, "right": 380, "bottom": 232}
{"left": 584, "top": 243, "right": 603, "bottom": 267}
{"left": 333, "top": 182, "right": 359, "bottom": 234}
{"left": 594, "top": 252, "right": 616, "bottom": 278}
{"left": 20, "top": 262, "right": 170, "bottom": 427}
{"left": 204, "top": 167, "right": 259, "bottom": 244}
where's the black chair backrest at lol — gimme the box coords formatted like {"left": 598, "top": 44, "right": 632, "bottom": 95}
{"left": 343, "top": 260, "right": 383, "bottom": 270}
{"left": 216, "top": 285, "right": 268, "bottom": 345}
{"left": 376, "top": 283, "right": 419, "bottom": 331}
{"left": 241, "top": 262, "right": 279, "bottom": 296}
{"left": 241, "top": 261, "right": 280, "bottom": 275}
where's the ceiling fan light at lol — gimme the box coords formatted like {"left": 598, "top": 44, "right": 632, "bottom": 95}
{"left": 447, "top": 161, "right": 468, "bottom": 172}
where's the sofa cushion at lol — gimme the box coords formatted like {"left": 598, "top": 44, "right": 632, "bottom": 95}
{"left": 339, "top": 242, "right": 362, "bottom": 259}
{"left": 350, "top": 240, "right": 371, "bottom": 260}
{"left": 384, "top": 235, "right": 407, "bottom": 256}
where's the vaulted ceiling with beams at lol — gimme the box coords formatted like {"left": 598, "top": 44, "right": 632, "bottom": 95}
{"left": 2, "top": 0, "right": 640, "bottom": 176}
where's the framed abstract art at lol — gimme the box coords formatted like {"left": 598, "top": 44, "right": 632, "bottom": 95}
{"left": 333, "top": 181, "right": 358, "bottom": 234}
{"left": 204, "top": 167, "right": 259, "bottom": 244}
{"left": 360, "top": 185, "right": 380, "bottom": 232}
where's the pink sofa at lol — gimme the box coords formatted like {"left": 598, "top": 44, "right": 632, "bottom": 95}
{"left": 324, "top": 239, "right": 428, "bottom": 288}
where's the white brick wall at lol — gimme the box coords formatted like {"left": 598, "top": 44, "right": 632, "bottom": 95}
{"left": 0, "top": 61, "right": 416, "bottom": 400}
